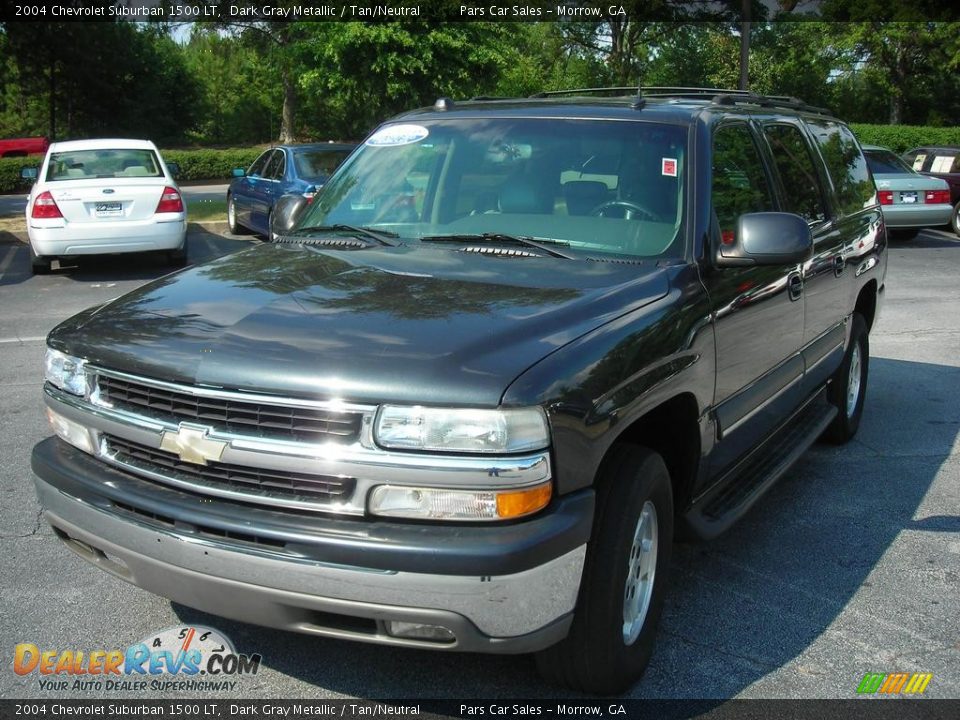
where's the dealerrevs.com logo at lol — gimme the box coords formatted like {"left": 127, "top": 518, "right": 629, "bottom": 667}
{"left": 13, "top": 625, "right": 261, "bottom": 692}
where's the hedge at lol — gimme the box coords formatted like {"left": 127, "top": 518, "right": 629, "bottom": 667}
{"left": 161, "top": 148, "right": 262, "bottom": 183}
{"left": 0, "top": 147, "right": 264, "bottom": 194}
{"left": 849, "top": 124, "right": 960, "bottom": 154}
{"left": 2, "top": 128, "right": 959, "bottom": 195}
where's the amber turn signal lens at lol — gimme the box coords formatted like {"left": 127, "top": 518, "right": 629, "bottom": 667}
{"left": 496, "top": 482, "right": 553, "bottom": 519}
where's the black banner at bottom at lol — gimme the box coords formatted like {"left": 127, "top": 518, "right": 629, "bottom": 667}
{"left": 2, "top": 700, "right": 960, "bottom": 720}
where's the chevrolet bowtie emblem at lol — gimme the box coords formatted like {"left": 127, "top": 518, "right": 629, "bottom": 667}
{"left": 159, "top": 424, "right": 227, "bottom": 466}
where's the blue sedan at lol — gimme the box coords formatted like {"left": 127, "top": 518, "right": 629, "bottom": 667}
{"left": 226, "top": 143, "right": 355, "bottom": 237}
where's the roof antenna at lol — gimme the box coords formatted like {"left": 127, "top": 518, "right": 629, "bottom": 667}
{"left": 433, "top": 97, "right": 454, "bottom": 111}
{"left": 631, "top": 80, "right": 645, "bottom": 109}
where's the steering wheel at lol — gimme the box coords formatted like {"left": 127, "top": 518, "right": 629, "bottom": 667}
{"left": 590, "top": 200, "right": 659, "bottom": 221}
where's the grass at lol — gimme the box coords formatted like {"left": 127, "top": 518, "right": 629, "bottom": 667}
{"left": 186, "top": 198, "right": 227, "bottom": 223}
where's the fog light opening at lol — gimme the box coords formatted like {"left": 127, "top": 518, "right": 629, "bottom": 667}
{"left": 384, "top": 621, "right": 456, "bottom": 644}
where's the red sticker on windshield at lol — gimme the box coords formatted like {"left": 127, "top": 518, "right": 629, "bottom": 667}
{"left": 662, "top": 158, "right": 677, "bottom": 177}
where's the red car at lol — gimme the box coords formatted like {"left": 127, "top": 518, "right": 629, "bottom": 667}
{"left": 0, "top": 136, "right": 49, "bottom": 158}
{"left": 901, "top": 146, "right": 960, "bottom": 236}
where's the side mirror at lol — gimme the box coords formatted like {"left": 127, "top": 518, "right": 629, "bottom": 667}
{"left": 166, "top": 162, "right": 181, "bottom": 179}
{"left": 271, "top": 193, "right": 310, "bottom": 241}
{"left": 232, "top": 168, "right": 245, "bottom": 178}
{"left": 716, "top": 212, "right": 812, "bottom": 267}
{"left": 20, "top": 167, "right": 38, "bottom": 181}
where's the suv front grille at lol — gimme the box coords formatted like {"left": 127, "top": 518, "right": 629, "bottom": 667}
{"left": 104, "top": 434, "right": 356, "bottom": 504}
{"left": 97, "top": 374, "right": 362, "bottom": 444}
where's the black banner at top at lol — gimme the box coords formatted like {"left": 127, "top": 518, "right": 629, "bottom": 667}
{"left": 1, "top": 0, "right": 959, "bottom": 23}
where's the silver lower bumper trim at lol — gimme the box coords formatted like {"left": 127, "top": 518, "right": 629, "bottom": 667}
{"left": 35, "top": 477, "right": 584, "bottom": 653}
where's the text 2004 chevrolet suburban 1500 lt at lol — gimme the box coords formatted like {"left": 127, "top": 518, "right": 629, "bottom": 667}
{"left": 32, "top": 89, "right": 886, "bottom": 694}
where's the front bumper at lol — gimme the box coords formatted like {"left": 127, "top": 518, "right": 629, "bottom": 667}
{"left": 32, "top": 438, "right": 592, "bottom": 653}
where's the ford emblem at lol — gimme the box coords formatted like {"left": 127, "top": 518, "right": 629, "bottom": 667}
{"left": 102, "top": 188, "right": 115, "bottom": 194}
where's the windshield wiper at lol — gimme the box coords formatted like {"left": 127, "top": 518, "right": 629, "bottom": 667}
{"left": 419, "top": 233, "right": 576, "bottom": 259}
{"left": 285, "top": 224, "right": 400, "bottom": 246}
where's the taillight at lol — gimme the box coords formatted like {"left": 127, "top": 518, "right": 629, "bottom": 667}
{"left": 878, "top": 190, "right": 894, "bottom": 205}
{"left": 155, "top": 187, "right": 184, "bottom": 214}
{"left": 31, "top": 191, "right": 62, "bottom": 219}
{"left": 925, "top": 189, "right": 951, "bottom": 204}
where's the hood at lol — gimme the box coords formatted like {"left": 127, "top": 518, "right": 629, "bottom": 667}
{"left": 50, "top": 243, "right": 669, "bottom": 406}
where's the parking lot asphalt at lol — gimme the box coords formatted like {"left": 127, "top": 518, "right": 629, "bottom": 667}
{"left": 1, "top": 228, "right": 958, "bottom": 701}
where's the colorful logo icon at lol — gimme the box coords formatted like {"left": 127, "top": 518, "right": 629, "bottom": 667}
{"left": 856, "top": 672, "right": 932, "bottom": 695}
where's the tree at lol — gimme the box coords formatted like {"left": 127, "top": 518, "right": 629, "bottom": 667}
{"left": 297, "top": 22, "right": 521, "bottom": 139}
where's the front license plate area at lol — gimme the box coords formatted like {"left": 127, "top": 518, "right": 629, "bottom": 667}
{"left": 95, "top": 202, "right": 122, "bottom": 217}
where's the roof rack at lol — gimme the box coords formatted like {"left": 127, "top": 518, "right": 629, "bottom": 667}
{"left": 523, "top": 86, "right": 831, "bottom": 116}
{"left": 529, "top": 87, "right": 641, "bottom": 98}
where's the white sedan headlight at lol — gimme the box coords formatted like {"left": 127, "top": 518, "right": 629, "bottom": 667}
{"left": 44, "top": 348, "right": 88, "bottom": 396}
{"left": 374, "top": 405, "right": 550, "bottom": 454}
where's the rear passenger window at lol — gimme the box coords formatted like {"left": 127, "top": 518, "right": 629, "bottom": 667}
{"left": 711, "top": 124, "right": 776, "bottom": 239}
{"left": 763, "top": 124, "right": 827, "bottom": 224}
{"left": 806, "top": 120, "right": 875, "bottom": 215}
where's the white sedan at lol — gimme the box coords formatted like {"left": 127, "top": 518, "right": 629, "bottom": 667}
{"left": 24, "top": 138, "right": 187, "bottom": 274}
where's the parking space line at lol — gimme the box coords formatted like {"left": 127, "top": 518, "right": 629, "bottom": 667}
{"left": 0, "top": 335, "right": 46, "bottom": 344}
{"left": 0, "top": 245, "right": 17, "bottom": 278}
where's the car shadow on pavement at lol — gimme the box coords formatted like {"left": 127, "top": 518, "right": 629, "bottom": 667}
{"left": 0, "top": 225, "right": 255, "bottom": 287}
{"left": 889, "top": 230, "right": 960, "bottom": 249}
{"left": 174, "top": 354, "right": 960, "bottom": 702}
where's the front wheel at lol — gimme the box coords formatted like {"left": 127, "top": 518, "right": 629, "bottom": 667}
{"left": 535, "top": 445, "right": 673, "bottom": 694}
{"left": 823, "top": 313, "right": 869, "bottom": 444}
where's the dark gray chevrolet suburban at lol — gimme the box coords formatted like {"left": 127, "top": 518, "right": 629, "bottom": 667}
{"left": 32, "top": 88, "right": 887, "bottom": 694}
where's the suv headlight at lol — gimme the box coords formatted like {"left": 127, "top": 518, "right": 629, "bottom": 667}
{"left": 44, "top": 348, "right": 88, "bottom": 396}
{"left": 374, "top": 405, "right": 550, "bottom": 454}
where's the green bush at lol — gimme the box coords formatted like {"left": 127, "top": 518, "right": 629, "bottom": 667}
{"left": 161, "top": 148, "right": 262, "bottom": 182}
{"left": 0, "top": 156, "right": 42, "bottom": 195}
{"left": 0, "top": 148, "right": 265, "bottom": 195}
{"left": 850, "top": 124, "right": 960, "bottom": 154}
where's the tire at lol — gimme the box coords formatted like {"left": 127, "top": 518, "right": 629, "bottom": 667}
{"left": 29, "top": 244, "right": 51, "bottom": 275}
{"left": 167, "top": 244, "right": 187, "bottom": 267}
{"left": 952, "top": 200, "right": 960, "bottom": 238}
{"left": 266, "top": 211, "right": 275, "bottom": 242}
{"left": 823, "top": 313, "right": 869, "bottom": 444}
{"left": 535, "top": 445, "right": 673, "bottom": 694}
{"left": 226, "top": 195, "right": 247, "bottom": 235}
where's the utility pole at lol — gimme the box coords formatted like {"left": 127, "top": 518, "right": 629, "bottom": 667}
{"left": 739, "top": 0, "right": 751, "bottom": 91}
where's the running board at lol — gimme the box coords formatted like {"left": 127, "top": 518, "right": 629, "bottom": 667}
{"left": 684, "top": 391, "right": 837, "bottom": 540}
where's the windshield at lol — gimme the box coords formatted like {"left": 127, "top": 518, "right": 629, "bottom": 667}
{"left": 45, "top": 149, "right": 163, "bottom": 181}
{"left": 864, "top": 149, "right": 915, "bottom": 175}
{"left": 297, "top": 118, "right": 687, "bottom": 258}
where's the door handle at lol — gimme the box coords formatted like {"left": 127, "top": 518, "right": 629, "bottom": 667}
{"left": 833, "top": 254, "right": 845, "bottom": 277}
{"left": 787, "top": 272, "right": 803, "bottom": 301}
